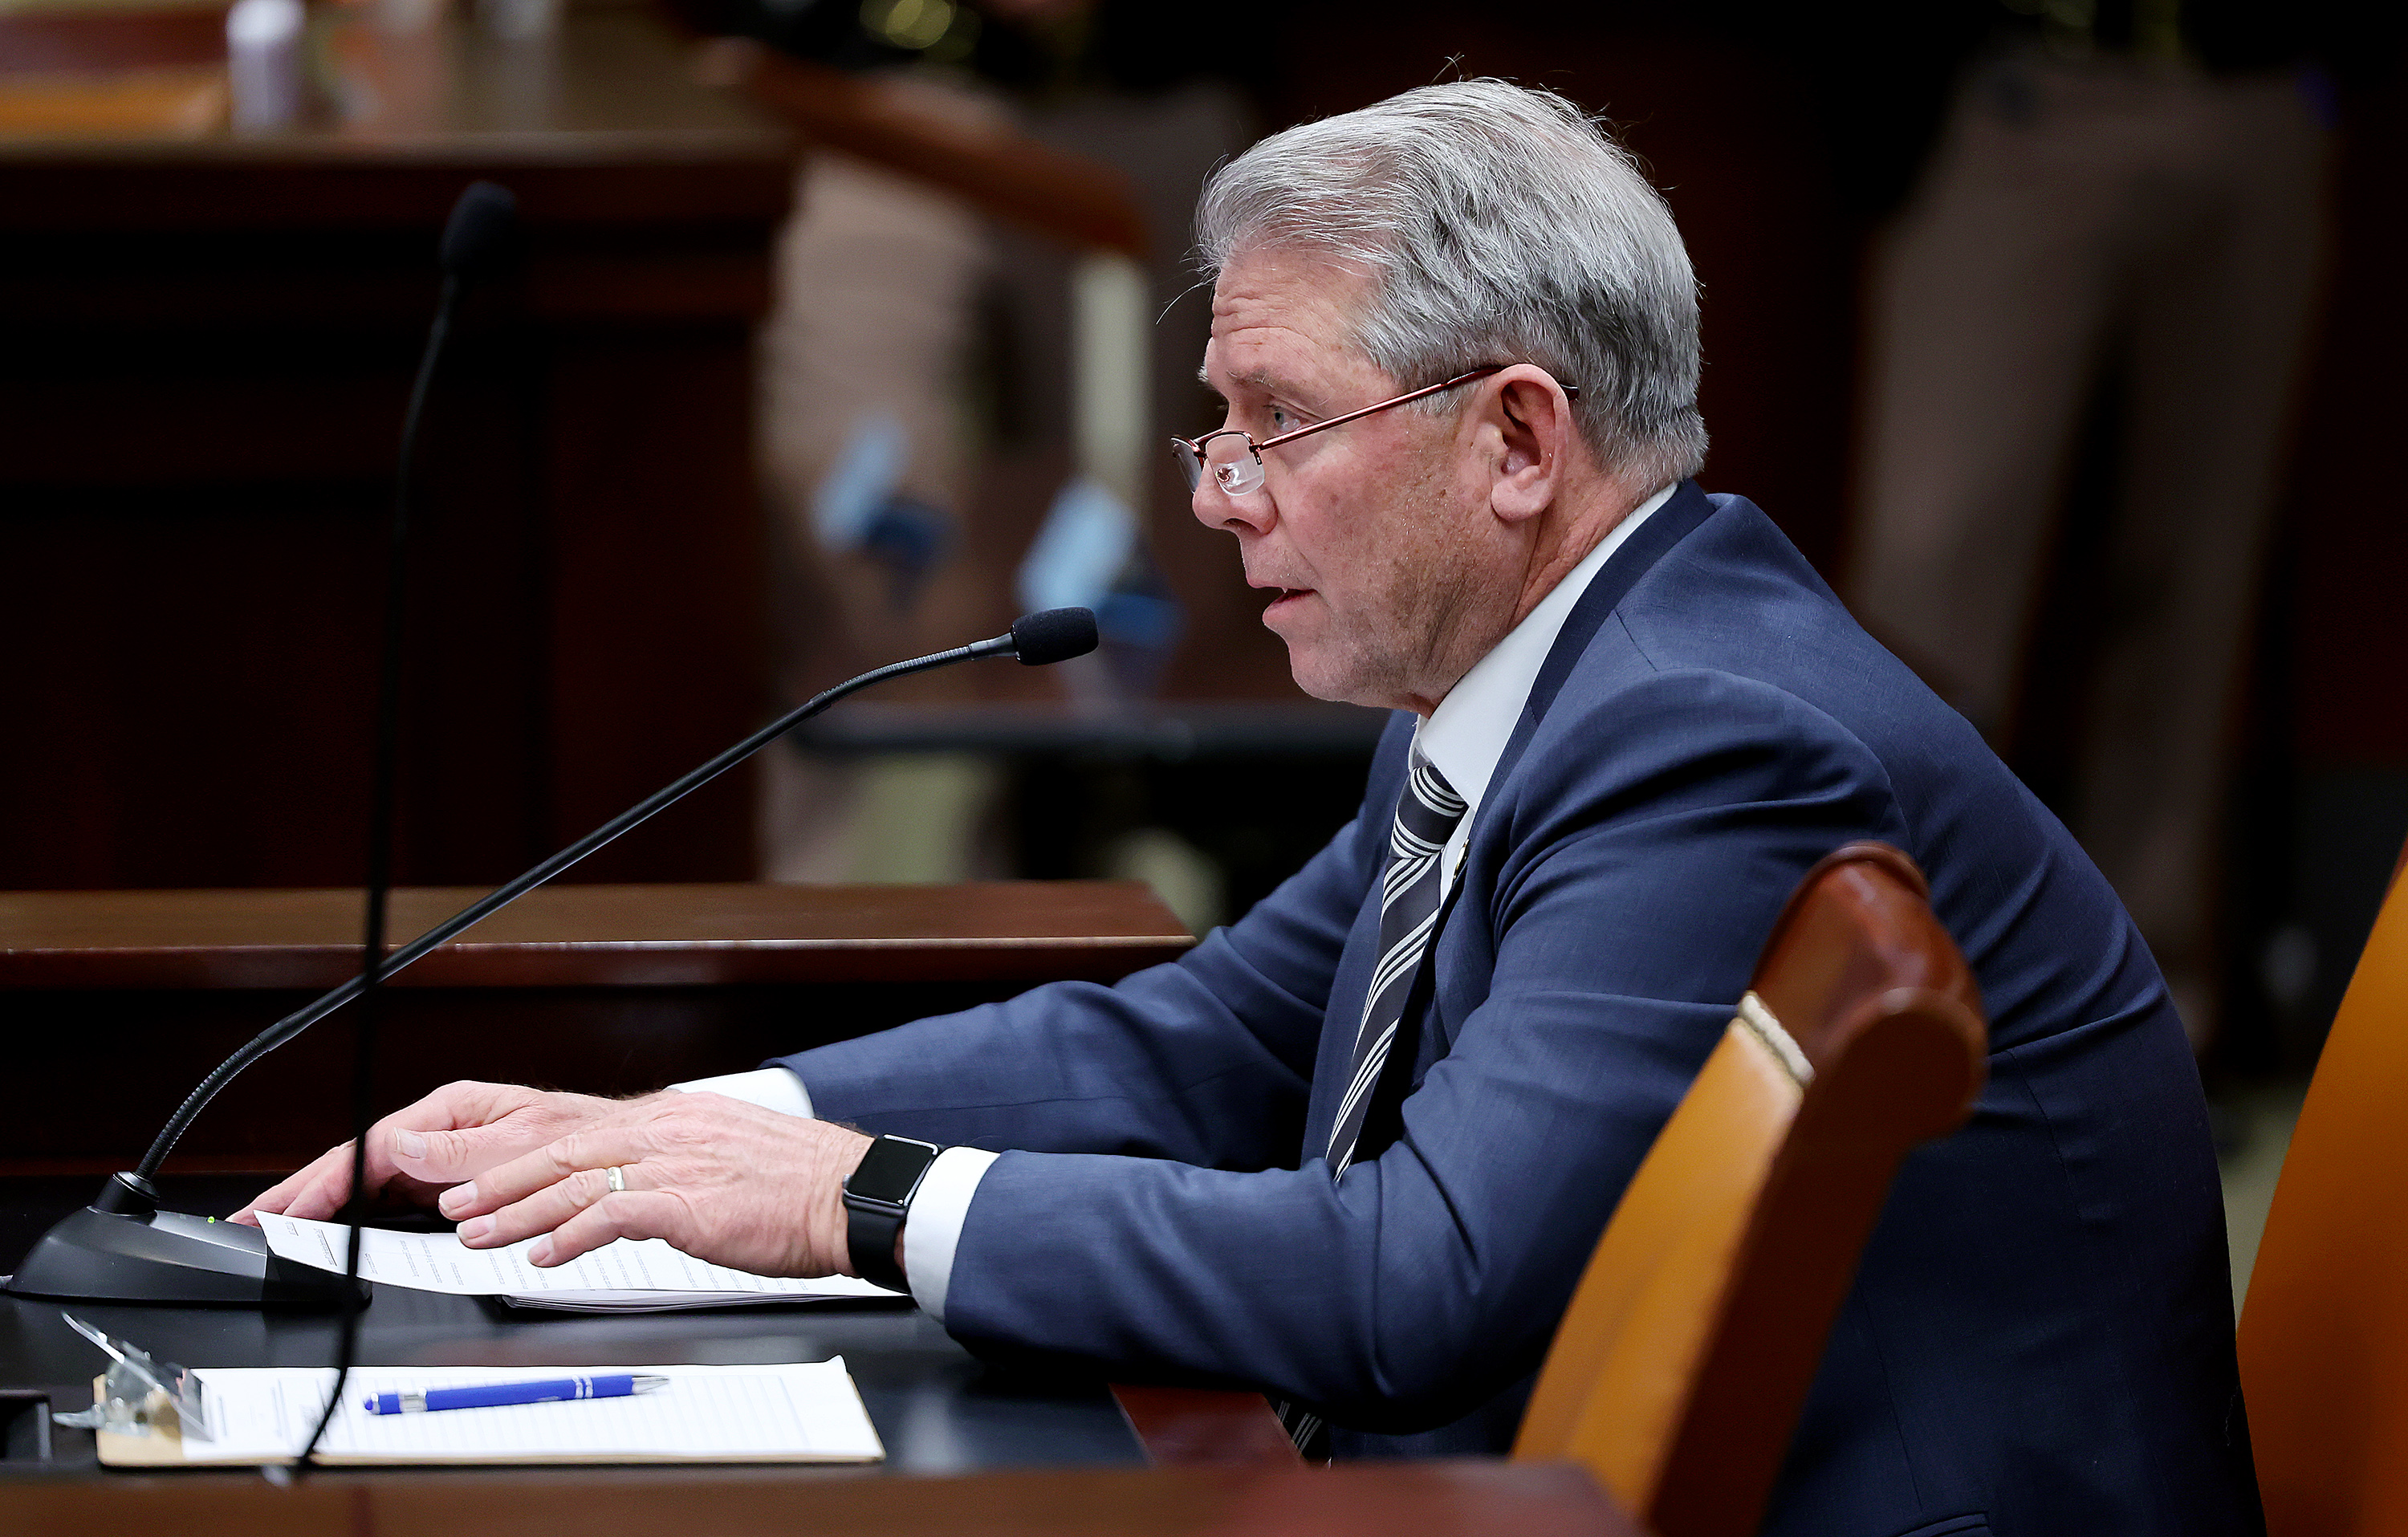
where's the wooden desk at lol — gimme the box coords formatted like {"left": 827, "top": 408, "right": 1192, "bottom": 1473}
{"left": 0, "top": 1461, "right": 1635, "bottom": 1536}
{"left": 0, "top": 881, "right": 1191, "bottom": 1172}
{"left": 0, "top": 0, "right": 795, "bottom": 893}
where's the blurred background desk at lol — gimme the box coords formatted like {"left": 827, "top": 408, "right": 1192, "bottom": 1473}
{"left": 0, "top": 0, "right": 793, "bottom": 893}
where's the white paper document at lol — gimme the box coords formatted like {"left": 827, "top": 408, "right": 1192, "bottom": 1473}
{"left": 256, "top": 1212, "right": 901, "bottom": 1311}
{"left": 134, "top": 1360, "right": 881, "bottom": 1466}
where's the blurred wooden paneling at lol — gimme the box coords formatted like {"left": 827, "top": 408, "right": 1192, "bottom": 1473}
{"left": 0, "top": 2, "right": 795, "bottom": 893}
{"left": 2285, "top": 77, "right": 2408, "bottom": 768}
{"left": 1258, "top": 6, "right": 1861, "bottom": 579}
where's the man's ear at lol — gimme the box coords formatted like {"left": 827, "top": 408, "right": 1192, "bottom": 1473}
{"left": 1483, "top": 367, "right": 1573, "bottom": 526}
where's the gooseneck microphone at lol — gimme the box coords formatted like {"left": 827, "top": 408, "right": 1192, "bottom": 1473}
{"left": 986, "top": 605, "right": 1104, "bottom": 666}
{"left": 298, "top": 178, "right": 523, "bottom": 1467}
{"left": 4, "top": 180, "right": 527, "bottom": 1315}
{"left": 142, "top": 607, "right": 1096, "bottom": 1180}
{"left": 2, "top": 608, "right": 1098, "bottom": 1307}
{"left": 439, "top": 181, "right": 519, "bottom": 279}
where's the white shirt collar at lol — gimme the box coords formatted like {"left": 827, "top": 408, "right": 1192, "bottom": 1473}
{"left": 1413, "top": 482, "right": 1676, "bottom": 826}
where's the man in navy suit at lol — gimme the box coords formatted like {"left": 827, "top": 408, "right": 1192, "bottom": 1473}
{"left": 247, "top": 82, "right": 2258, "bottom": 1534}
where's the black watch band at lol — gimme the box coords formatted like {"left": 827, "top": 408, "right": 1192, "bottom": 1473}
{"left": 842, "top": 1134, "right": 942, "bottom": 1294}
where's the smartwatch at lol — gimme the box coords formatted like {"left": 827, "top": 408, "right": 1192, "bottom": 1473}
{"left": 841, "top": 1134, "right": 942, "bottom": 1293}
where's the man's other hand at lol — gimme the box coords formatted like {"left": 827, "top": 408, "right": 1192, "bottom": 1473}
{"left": 230, "top": 1080, "right": 642, "bottom": 1226}
{"left": 437, "top": 1093, "right": 873, "bottom": 1279}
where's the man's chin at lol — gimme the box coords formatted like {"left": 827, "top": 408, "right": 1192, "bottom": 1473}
{"left": 1267, "top": 608, "right": 1374, "bottom": 705}
{"left": 1277, "top": 640, "right": 1378, "bottom": 710}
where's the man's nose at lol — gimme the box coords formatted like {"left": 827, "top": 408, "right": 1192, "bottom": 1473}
{"left": 1191, "top": 473, "right": 1274, "bottom": 535}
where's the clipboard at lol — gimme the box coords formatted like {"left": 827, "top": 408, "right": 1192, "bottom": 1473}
{"left": 87, "top": 1360, "right": 885, "bottom": 1468}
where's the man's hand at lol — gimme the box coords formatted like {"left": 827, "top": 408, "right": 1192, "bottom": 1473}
{"left": 438, "top": 1093, "right": 874, "bottom": 1278}
{"left": 232, "top": 1081, "right": 642, "bottom": 1226}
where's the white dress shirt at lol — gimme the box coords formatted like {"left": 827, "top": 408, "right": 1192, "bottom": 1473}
{"left": 1413, "top": 482, "right": 1673, "bottom": 901}
{"left": 677, "top": 482, "right": 1675, "bottom": 1321}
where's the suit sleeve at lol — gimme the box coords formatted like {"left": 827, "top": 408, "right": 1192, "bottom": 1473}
{"left": 775, "top": 718, "right": 1408, "bottom": 1172}
{"left": 934, "top": 669, "right": 1914, "bottom": 1431}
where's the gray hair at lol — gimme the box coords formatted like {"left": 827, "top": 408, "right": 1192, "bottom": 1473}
{"left": 1195, "top": 80, "right": 1706, "bottom": 489}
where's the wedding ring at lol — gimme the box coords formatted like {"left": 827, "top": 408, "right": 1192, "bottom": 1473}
{"left": 604, "top": 1165, "right": 627, "bottom": 1193}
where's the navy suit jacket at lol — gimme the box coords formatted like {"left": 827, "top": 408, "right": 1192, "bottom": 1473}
{"left": 782, "top": 484, "right": 2260, "bottom": 1537}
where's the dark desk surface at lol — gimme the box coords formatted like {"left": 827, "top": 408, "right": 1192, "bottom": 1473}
{"left": 0, "top": 1174, "right": 1144, "bottom": 1478}
{"left": 0, "top": 1187, "right": 1632, "bottom": 1531}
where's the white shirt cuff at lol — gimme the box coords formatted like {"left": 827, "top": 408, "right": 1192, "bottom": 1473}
{"left": 902, "top": 1146, "right": 999, "bottom": 1324}
{"left": 669, "top": 1067, "right": 814, "bottom": 1120}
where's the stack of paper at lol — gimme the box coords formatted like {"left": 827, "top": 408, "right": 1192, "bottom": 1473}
{"left": 100, "top": 1360, "right": 883, "bottom": 1466}
{"left": 256, "top": 1213, "right": 902, "bottom": 1311}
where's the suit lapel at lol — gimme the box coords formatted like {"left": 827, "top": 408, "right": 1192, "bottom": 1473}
{"left": 1484, "top": 478, "right": 1719, "bottom": 805}
{"left": 1339, "top": 481, "right": 1721, "bottom": 1163}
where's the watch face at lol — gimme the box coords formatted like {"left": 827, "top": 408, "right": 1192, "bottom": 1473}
{"left": 848, "top": 1137, "right": 938, "bottom": 1205}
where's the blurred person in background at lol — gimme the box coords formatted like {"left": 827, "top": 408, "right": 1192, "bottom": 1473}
{"left": 731, "top": 0, "right": 1260, "bottom": 888}
{"left": 1845, "top": 0, "right": 2361, "bottom": 1051}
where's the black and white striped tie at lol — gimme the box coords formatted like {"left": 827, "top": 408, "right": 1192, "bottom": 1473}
{"left": 1280, "top": 750, "right": 1468, "bottom": 1458}
{"left": 1325, "top": 748, "right": 1467, "bottom": 1178}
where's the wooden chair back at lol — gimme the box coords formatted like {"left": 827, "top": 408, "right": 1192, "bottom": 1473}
{"left": 1514, "top": 842, "right": 1987, "bottom": 1537}
{"left": 2239, "top": 848, "right": 2408, "bottom": 1537}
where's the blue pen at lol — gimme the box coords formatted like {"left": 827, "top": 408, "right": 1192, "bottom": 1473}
{"left": 362, "top": 1374, "right": 669, "bottom": 1414}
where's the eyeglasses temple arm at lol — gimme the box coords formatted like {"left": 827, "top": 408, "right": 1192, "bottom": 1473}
{"left": 1252, "top": 363, "right": 1580, "bottom": 453}
{"left": 1182, "top": 365, "right": 1575, "bottom": 459}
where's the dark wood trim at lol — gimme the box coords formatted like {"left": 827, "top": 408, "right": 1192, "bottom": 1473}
{"left": 0, "top": 882, "right": 1195, "bottom": 990}
{"left": 1110, "top": 1385, "right": 1301, "bottom": 1469}
{"left": 0, "top": 1459, "right": 1636, "bottom": 1536}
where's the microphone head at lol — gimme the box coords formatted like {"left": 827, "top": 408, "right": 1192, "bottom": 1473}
{"left": 1010, "top": 608, "right": 1100, "bottom": 665}
{"left": 440, "top": 181, "right": 520, "bottom": 279}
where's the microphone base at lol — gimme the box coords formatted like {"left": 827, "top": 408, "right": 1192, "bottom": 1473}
{"left": 3, "top": 1174, "right": 360, "bottom": 1308}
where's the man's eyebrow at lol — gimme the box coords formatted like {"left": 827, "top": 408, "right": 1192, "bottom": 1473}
{"left": 1198, "top": 364, "right": 1288, "bottom": 398}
